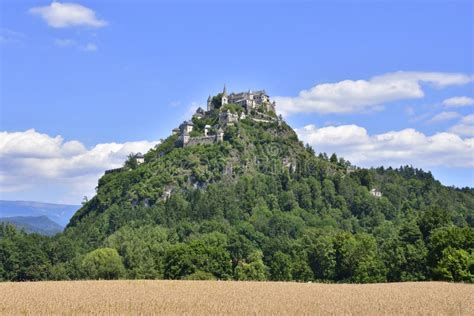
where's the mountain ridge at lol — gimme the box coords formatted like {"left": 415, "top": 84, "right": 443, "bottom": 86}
{"left": 0, "top": 215, "right": 63, "bottom": 236}
{"left": 0, "top": 200, "right": 80, "bottom": 227}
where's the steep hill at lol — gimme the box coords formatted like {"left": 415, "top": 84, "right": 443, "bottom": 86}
{"left": 1, "top": 91, "right": 473, "bottom": 282}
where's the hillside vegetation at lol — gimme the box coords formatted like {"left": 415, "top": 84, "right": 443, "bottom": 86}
{"left": 1, "top": 98, "right": 473, "bottom": 283}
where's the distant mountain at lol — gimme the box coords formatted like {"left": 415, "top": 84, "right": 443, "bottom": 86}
{"left": 0, "top": 216, "right": 63, "bottom": 236}
{"left": 0, "top": 200, "right": 80, "bottom": 227}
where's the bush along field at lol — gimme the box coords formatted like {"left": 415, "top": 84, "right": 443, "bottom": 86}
{"left": 1, "top": 98, "right": 473, "bottom": 283}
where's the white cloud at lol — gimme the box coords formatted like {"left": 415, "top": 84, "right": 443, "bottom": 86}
{"left": 427, "top": 111, "right": 460, "bottom": 124}
{"left": 443, "top": 96, "right": 474, "bottom": 107}
{"left": 449, "top": 114, "right": 474, "bottom": 137}
{"left": 275, "top": 71, "right": 473, "bottom": 115}
{"left": 295, "top": 124, "right": 473, "bottom": 168}
{"left": 29, "top": 2, "right": 107, "bottom": 28}
{"left": 0, "top": 129, "right": 158, "bottom": 203}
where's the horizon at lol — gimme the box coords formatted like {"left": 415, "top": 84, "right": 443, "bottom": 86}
{"left": 1, "top": 0, "right": 473, "bottom": 204}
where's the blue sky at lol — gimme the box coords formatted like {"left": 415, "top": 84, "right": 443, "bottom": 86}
{"left": 1, "top": 0, "right": 473, "bottom": 204}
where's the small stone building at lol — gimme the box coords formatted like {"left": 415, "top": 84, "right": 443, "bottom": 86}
{"left": 370, "top": 188, "right": 382, "bottom": 198}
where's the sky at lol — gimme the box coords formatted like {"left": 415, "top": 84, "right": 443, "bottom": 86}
{"left": 0, "top": 0, "right": 473, "bottom": 204}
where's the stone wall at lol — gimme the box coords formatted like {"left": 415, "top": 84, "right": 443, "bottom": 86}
{"left": 184, "top": 135, "right": 216, "bottom": 147}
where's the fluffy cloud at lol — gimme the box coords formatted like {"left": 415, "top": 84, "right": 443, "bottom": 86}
{"left": 427, "top": 111, "right": 460, "bottom": 124}
{"left": 29, "top": 2, "right": 107, "bottom": 28}
{"left": 295, "top": 124, "right": 473, "bottom": 168}
{"left": 449, "top": 115, "right": 474, "bottom": 137}
{"left": 0, "top": 129, "right": 158, "bottom": 202}
{"left": 443, "top": 96, "right": 474, "bottom": 107}
{"left": 275, "top": 71, "right": 473, "bottom": 115}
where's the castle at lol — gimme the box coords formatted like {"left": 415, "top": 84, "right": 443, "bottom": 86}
{"left": 174, "top": 86, "right": 279, "bottom": 147}
{"left": 208, "top": 85, "right": 276, "bottom": 113}
{"left": 105, "top": 86, "right": 280, "bottom": 175}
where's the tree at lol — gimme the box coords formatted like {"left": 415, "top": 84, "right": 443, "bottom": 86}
{"left": 291, "top": 256, "right": 313, "bottom": 281}
{"left": 269, "top": 251, "right": 292, "bottom": 281}
{"left": 235, "top": 251, "right": 267, "bottom": 281}
{"left": 427, "top": 226, "right": 474, "bottom": 273}
{"left": 418, "top": 207, "right": 451, "bottom": 239}
{"left": 188, "top": 235, "right": 232, "bottom": 280}
{"left": 124, "top": 153, "right": 139, "bottom": 170}
{"left": 81, "top": 248, "right": 125, "bottom": 280}
{"left": 105, "top": 225, "right": 169, "bottom": 279}
{"left": 163, "top": 243, "right": 194, "bottom": 279}
{"left": 334, "top": 233, "right": 387, "bottom": 282}
{"left": 433, "top": 247, "right": 473, "bottom": 282}
{"left": 307, "top": 235, "right": 336, "bottom": 280}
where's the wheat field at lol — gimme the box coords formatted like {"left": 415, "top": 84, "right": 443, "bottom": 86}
{"left": 0, "top": 280, "right": 472, "bottom": 315}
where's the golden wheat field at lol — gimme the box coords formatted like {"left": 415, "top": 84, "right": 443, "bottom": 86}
{"left": 0, "top": 280, "right": 472, "bottom": 315}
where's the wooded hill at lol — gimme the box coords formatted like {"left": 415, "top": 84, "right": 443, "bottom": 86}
{"left": 1, "top": 97, "right": 473, "bottom": 282}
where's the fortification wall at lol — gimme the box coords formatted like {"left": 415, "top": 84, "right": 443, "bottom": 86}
{"left": 184, "top": 135, "right": 216, "bottom": 147}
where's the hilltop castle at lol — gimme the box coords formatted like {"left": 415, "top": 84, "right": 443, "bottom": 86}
{"left": 208, "top": 85, "right": 276, "bottom": 113}
{"left": 174, "top": 86, "right": 279, "bottom": 147}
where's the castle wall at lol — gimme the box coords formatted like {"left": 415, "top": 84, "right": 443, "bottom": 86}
{"left": 184, "top": 135, "right": 216, "bottom": 147}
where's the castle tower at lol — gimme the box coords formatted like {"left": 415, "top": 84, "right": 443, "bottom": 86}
{"left": 181, "top": 129, "right": 190, "bottom": 146}
{"left": 221, "top": 84, "right": 228, "bottom": 106}
{"left": 180, "top": 120, "right": 194, "bottom": 134}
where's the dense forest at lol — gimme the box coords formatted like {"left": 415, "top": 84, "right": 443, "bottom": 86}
{"left": 1, "top": 98, "right": 473, "bottom": 283}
